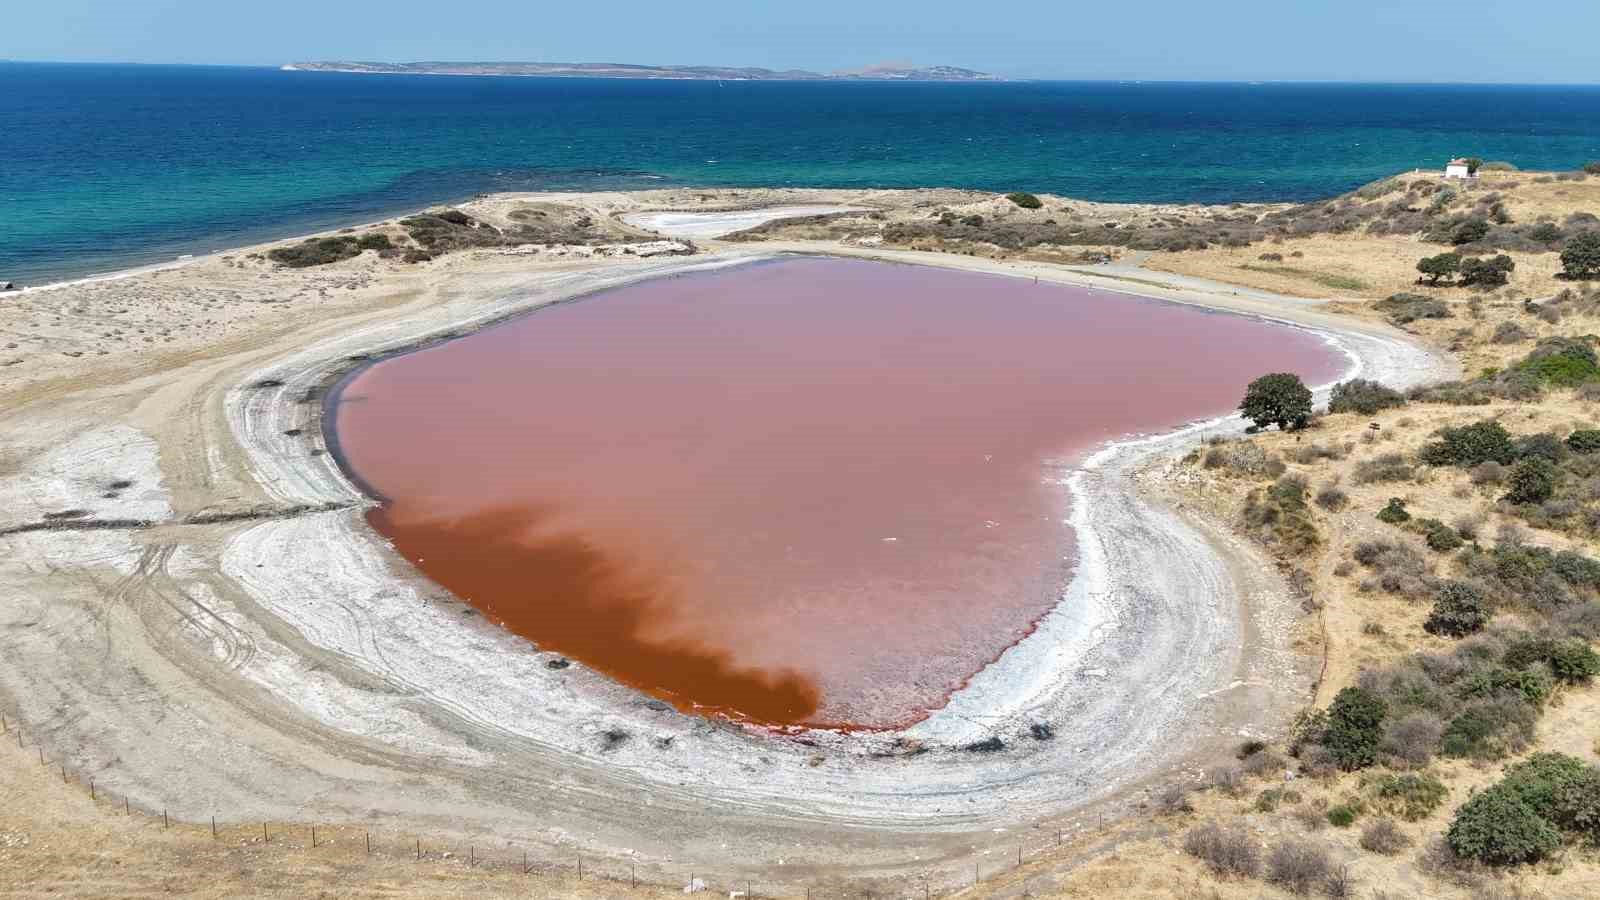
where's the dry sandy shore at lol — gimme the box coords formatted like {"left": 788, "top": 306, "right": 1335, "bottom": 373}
{"left": 0, "top": 191, "right": 1449, "bottom": 893}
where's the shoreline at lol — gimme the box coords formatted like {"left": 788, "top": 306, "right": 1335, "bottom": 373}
{"left": 0, "top": 198, "right": 1452, "bottom": 890}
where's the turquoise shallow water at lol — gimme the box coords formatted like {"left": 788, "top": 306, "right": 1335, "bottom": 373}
{"left": 3, "top": 62, "right": 1599, "bottom": 284}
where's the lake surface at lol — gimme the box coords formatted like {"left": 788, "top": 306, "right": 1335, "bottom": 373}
{"left": 330, "top": 258, "right": 1347, "bottom": 727}
{"left": 6, "top": 62, "right": 1600, "bottom": 284}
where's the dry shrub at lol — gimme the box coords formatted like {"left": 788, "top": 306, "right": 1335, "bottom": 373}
{"left": 1292, "top": 802, "right": 1329, "bottom": 831}
{"left": 1183, "top": 821, "right": 1262, "bottom": 878}
{"left": 1380, "top": 712, "right": 1446, "bottom": 768}
{"left": 1158, "top": 782, "right": 1194, "bottom": 814}
{"left": 1241, "top": 748, "right": 1286, "bottom": 777}
{"left": 1359, "top": 818, "right": 1412, "bottom": 855}
{"left": 1266, "top": 838, "right": 1332, "bottom": 895}
{"left": 1208, "top": 764, "right": 1246, "bottom": 796}
{"left": 1353, "top": 452, "right": 1416, "bottom": 484}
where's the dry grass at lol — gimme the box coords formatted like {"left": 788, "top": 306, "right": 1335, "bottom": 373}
{"left": 1148, "top": 169, "right": 1597, "bottom": 301}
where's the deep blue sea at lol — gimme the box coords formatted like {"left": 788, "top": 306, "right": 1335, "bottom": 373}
{"left": 4, "top": 62, "right": 1600, "bottom": 285}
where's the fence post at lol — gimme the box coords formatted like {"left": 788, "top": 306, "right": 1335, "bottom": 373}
{"left": 523, "top": 850, "right": 528, "bottom": 875}
{"left": 366, "top": 831, "right": 371, "bottom": 855}
{"left": 163, "top": 809, "right": 168, "bottom": 828}
{"left": 311, "top": 825, "right": 316, "bottom": 848}
{"left": 90, "top": 778, "right": 95, "bottom": 801}
{"left": 469, "top": 845, "right": 474, "bottom": 867}
{"left": 416, "top": 838, "right": 420, "bottom": 861}
{"left": 577, "top": 855, "right": 582, "bottom": 880}
{"left": 263, "top": 822, "right": 269, "bottom": 843}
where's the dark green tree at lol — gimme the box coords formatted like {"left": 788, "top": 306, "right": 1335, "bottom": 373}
{"left": 1417, "top": 252, "right": 1461, "bottom": 285}
{"left": 1239, "top": 373, "right": 1312, "bottom": 431}
{"left": 1459, "top": 254, "right": 1515, "bottom": 287}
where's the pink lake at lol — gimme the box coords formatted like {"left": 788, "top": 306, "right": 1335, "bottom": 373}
{"left": 330, "top": 257, "right": 1346, "bottom": 728}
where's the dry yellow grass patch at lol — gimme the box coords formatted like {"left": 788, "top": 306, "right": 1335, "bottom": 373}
{"left": 1148, "top": 234, "right": 1569, "bottom": 301}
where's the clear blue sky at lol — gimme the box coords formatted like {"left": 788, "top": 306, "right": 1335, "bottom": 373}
{"left": 8, "top": 0, "right": 1600, "bottom": 83}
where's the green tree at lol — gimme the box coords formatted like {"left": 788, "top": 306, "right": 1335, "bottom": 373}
{"left": 1561, "top": 231, "right": 1600, "bottom": 280}
{"left": 1459, "top": 254, "right": 1515, "bottom": 287}
{"left": 1424, "top": 581, "right": 1490, "bottom": 637}
{"left": 1239, "top": 373, "right": 1312, "bottom": 431}
{"left": 1417, "top": 252, "right": 1461, "bottom": 285}
{"left": 1464, "top": 157, "right": 1485, "bottom": 175}
{"left": 1323, "top": 687, "right": 1386, "bottom": 770}
{"left": 1504, "top": 457, "right": 1557, "bottom": 504}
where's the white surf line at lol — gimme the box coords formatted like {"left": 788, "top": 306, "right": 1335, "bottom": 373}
{"left": 622, "top": 206, "right": 871, "bottom": 239}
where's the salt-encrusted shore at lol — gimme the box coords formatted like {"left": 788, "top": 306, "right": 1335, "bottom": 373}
{"left": 0, "top": 192, "right": 1451, "bottom": 890}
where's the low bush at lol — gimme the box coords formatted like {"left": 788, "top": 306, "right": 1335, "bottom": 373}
{"left": 1440, "top": 695, "right": 1538, "bottom": 760}
{"left": 1420, "top": 519, "right": 1465, "bottom": 552}
{"left": 1425, "top": 581, "right": 1490, "bottom": 637}
{"left": 1370, "top": 772, "right": 1449, "bottom": 821}
{"left": 267, "top": 235, "right": 367, "bottom": 267}
{"left": 1503, "top": 457, "right": 1558, "bottom": 504}
{"left": 1561, "top": 230, "right": 1600, "bottom": 280}
{"left": 1567, "top": 429, "right": 1600, "bottom": 454}
{"left": 1377, "top": 497, "right": 1411, "bottom": 524}
{"left": 1491, "top": 321, "right": 1530, "bottom": 344}
{"left": 1316, "top": 486, "right": 1349, "bottom": 511}
{"left": 1380, "top": 713, "right": 1446, "bottom": 768}
{"left": 1515, "top": 432, "right": 1568, "bottom": 463}
{"left": 1329, "top": 378, "right": 1407, "bottom": 415}
{"left": 1327, "top": 804, "right": 1360, "bottom": 827}
{"left": 1419, "top": 420, "right": 1518, "bottom": 467}
{"left": 1354, "top": 453, "right": 1414, "bottom": 484}
{"left": 1446, "top": 785, "right": 1562, "bottom": 865}
{"left": 1516, "top": 337, "right": 1600, "bottom": 386}
{"left": 1323, "top": 687, "right": 1386, "bottom": 770}
{"left": 1183, "top": 821, "right": 1262, "bottom": 877}
{"left": 1373, "top": 294, "right": 1451, "bottom": 325}
{"left": 1004, "top": 191, "right": 1042, "bottom": 209}
{"left": 1499, "top": 753, "right": 1593, "bottom": 824}
{"left": 1359, "top": 818, "right": 1411, "bottom": 854}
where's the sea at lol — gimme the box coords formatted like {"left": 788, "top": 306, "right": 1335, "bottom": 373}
{"left": 4, "top": 61, "right": 1599, "bottom": 285}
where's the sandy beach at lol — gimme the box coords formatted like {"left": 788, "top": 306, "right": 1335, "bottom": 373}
{"left": 0, "top": 191, "right": 1450, "bottom": 892}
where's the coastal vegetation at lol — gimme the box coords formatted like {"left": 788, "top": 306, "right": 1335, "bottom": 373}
{"left": 1239, "top": 373, "right": 1313, "bottom": 431}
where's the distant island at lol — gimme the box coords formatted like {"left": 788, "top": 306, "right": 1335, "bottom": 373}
{"left": 280, "top": 60, "right": 1000, "bottom": 82}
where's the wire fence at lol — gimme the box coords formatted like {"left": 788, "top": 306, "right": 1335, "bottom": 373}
{"left": 1, "top": 711, "right": 1131, "bottom": 897}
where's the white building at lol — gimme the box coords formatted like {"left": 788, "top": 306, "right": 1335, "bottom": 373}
{"left": 1445, "top": 158, "right": 1476, "bottom": 179}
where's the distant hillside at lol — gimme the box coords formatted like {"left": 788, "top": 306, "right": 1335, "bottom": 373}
{"left": 280, "top": 60, "right": 1001, "bottom": 82}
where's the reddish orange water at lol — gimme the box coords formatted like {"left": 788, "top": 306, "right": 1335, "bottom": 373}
{"left": 331, "top": 258, "right": 1344, "bottom": 727}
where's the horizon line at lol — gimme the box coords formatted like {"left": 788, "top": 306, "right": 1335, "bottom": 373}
{"left": 4, "top": 58, "right": 1600, "bottom": 88}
